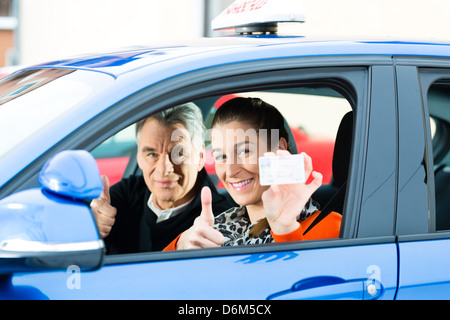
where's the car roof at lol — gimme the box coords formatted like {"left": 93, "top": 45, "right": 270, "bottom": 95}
{"left": 28, "top": 36, "right": 450, "bottom": 78}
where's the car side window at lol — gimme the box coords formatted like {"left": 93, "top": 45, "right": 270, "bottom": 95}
{"left": 428, "top": 83, "right": 450, "bottom": 231}
{"left": 91, "top": 89, "right": 353, "bottom": 196}
{"left": 86, "top": 64, "right": 372, "bottom": 258}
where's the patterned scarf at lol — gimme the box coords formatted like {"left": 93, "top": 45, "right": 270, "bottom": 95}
{"left": 214, "top": 198, "right": 320, "bottom": 246}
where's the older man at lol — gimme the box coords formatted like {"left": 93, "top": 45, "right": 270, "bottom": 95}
{"left": 91, "top": 103, "right": 235, "bottom": 254}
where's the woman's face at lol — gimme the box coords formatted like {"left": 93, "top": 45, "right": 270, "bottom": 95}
{"left": 211, "top": 120, "right": 286, "bottom": 207}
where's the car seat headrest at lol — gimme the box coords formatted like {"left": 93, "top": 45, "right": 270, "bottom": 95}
{"left": 332, "top": 111, "right": 353, "bottom": 188}
{"left": 284, "top": 118, "right": 298, "bottom": 154}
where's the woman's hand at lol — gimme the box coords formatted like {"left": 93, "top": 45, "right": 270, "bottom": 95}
{"left": 262, "top": 151, "right": 322, "bottom": 235}
{"left": 176, "top": 187, "right": 224, "bottom": 250}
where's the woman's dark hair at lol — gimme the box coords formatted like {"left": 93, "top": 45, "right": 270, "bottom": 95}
{"left": 211, "top": 97, "right": 290, "bottom": 151}
{"left": 211, "top": 97, "right": 291, "bottom": 237}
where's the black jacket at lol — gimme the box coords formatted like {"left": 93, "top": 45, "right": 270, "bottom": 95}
{"left": 104, "top": 169, "right": 235, "bottom": 254}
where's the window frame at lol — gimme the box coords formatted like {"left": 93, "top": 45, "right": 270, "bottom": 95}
{"left": 395, "top": 57, "right": 450, "bottom": 239}
{"left": 3, "top": 55, "right": 399, "bottom": 263}
{"left": 417, "top": 65, "right": 450, "bottom": 236}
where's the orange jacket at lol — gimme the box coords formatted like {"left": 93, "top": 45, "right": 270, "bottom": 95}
{"left": 271, "top": 211, "right": 341, "bottom": 242}
{"left": 163, "top": 211, "right": 341, "bottom": 251}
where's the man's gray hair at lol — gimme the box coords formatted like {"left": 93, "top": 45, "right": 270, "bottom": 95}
{"left": 136, "top": 102, "right": 205, "bottom": 152}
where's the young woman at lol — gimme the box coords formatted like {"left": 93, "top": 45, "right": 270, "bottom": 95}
{"left": 164, "top": 97, "right": 341, "bottom": 250}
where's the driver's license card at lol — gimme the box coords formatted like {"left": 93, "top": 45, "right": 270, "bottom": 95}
{"left": 259, "top": 154, "right": 305, "bottom": 186}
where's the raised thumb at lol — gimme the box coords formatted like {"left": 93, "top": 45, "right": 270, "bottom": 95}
{"left": 200, "top": 186, "right": 214, "bottom": 227}
{"left": 100, "top": 175, "right": 111, "bottom": 204}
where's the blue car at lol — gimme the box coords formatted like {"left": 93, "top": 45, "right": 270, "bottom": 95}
{"left": 1, "top": 1, "right": 450, "bottom": 301}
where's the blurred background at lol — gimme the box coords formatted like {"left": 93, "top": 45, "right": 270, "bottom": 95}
{"left": 0, "top": 0, "right": 449, "bottom": 68}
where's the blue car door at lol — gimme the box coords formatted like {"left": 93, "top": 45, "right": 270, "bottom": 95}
{"left": 9, "top": 240, "right": 398, "bottom": 300}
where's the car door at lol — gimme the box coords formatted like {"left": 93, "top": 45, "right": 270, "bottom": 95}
{"left": 395, "top": 59, "right": 450, "bottom": 299}
{"left": 3, "top": 57, "right": 399, "bottom": 300}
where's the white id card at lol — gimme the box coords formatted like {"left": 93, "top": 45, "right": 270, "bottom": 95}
{"left": 259, "top": 154, "right": 305, "bottom": 186}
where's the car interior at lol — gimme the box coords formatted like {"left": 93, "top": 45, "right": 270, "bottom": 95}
{"left": 91, "top": 85, "right": 354, "bottom": 250}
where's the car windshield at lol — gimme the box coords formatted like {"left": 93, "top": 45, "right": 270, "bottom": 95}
{"left": 0, "top": 69, "right": 114, "bottom": 160}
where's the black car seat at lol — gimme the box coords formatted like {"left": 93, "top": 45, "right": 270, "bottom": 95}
{"left": 284, "top": 118, "right": 298, "bottom": 154}
{"left": 305, "top": 111, "right": 353, "bottom": 235}
{"left": 435, "top": 163, "right": 450, "bottom": 231}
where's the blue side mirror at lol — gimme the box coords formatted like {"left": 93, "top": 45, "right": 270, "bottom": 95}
{"left": 38, "top": 150, "right": 103, "bottom": 200}
{"left": 0, "top": 150, "right": 104, "bottom": 275}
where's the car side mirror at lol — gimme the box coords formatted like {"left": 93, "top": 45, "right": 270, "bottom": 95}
{"left": 0, "top": 150, "right": 104, "bottom": 275}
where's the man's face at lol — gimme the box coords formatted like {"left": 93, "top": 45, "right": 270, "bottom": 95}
{"left": 137, "top": 118, "right": 204, "bottom": 210}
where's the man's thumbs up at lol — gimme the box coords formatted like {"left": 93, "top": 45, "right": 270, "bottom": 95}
{"left": 100, "top": 175, "right": 111, "bottom": 204}
{"left": 90, "top": 175, "right": 117, "bottom": 238}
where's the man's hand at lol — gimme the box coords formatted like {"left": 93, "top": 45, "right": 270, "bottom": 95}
{"left": 90, "top": 175, "right": 117, "bottom": 238}
{"left": 176, "top": 187, "right": 224, "bottom": 250}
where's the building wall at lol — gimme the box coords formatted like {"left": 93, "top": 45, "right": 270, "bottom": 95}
{"left": 279, "top": 0, "right": 450, "bottom": 41}
{"left": 0, "top": 29, "right": 13, "bottom": 66}
{"left": 14, "top": 0, "right": 450, "bottom": 67}
{"left": 18, "top": 0, "right": 205, "bottom": 65}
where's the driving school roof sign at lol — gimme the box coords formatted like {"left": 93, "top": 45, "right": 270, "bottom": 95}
{"left": 211, "top": 0, "right": 305, "bottom": 33}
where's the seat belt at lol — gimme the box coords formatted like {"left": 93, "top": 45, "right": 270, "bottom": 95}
{"left": 303, "top": 181, "right": 346, "bottom": 236}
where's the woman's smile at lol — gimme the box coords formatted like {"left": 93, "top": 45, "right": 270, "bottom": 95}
{"left": 229, "top": 178, "right": 254, "bottom": 191}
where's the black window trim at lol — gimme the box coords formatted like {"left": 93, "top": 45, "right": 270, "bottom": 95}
{"left": 356, "top": 64, "right": 398, "bottom": 238}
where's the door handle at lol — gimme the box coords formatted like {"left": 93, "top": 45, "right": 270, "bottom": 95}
{"left": 267, "top": 276, "right": 383, "bottom": 300}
